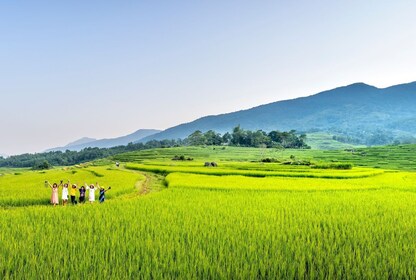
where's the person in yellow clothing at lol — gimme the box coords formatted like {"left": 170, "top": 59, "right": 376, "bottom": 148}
{"left": 70, "top": 184, "right": 78, "bottom": 205}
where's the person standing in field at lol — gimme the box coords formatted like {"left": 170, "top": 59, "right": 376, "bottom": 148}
{"left": 70, "top": 184, "right": 78, "bottom": 205}
{"left": 61, "top": 181, "right": 70, "bottom": 206}
{"left": 46, "top": 180, "right": 62, "bottom": 207}
{"left": 85, "top": 183, "right": 98, "bottom": 203}
{"left": 98, "top": 184, "right": 111, "bottom": 203}
{"left": 79, "top": 185, "right": 86, "bottom": 204}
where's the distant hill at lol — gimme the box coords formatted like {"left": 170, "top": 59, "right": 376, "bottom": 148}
{"left": 140, "top": 82, "right": 416, "bottom": 145}
{"left": 305, "top": 133, "right": 364, "bottom": 150}
{"left": 65, "top": 137, "right": 97, "bottom": 147}
{"left": 48, "top": 129, "right": 161, "bottom": 152}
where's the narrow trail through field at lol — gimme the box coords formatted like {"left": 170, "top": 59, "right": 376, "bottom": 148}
{"left": 124, "top": 165, "right": 166, "bottom": 196}
{"left": 139, "top": 174, "right": 151, "bottom": 195}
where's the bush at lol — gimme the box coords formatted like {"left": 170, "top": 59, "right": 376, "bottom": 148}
{"left": 261, "top": 158, "right": 278, "bottom": 163}
{"left": 172, "top": 155, "right": 193, "bottom": 161}
{"left": 291, "top": 160, "right": 312, "bottom": 166}
{"left": 32, "top": 160, "right": 52, "bottom": 170}
{"left": 282, "top": 159, "right": 311, "bottom": 166}
{"left": 311, "top": 163, "right": 353, "bottom": 170}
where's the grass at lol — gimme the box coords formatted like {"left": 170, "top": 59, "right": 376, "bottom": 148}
{"left": 2, "top": 145, "right": 416, "bottom": 278}
{"left": 165, "top": 171, "right": 415, "bottom": 191}
{"left": 305, "top": 132, "right": 364, "bottom": 150}
{"left": 2, "top": 181, "right": 416, "bottom": 278}
{"left": 0, "top": 166, "right": 143, "bottom": 207}
{"left": 125, "top": 162, "right": 383, "bottom": 179}
{"left": 113, "top": 144, "right": 416, "bottom": 171}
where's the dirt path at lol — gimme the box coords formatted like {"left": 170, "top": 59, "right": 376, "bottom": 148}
{"left": 138, "top": 173, "right": 152, "bottom": 195}
{"left": 120, "top": 164, "right": 166, "bottom": 196}
{"left": 129, "top": 170, "right": 166, "bottom": 196}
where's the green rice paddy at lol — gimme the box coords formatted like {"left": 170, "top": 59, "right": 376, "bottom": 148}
{"left": 1, "top": 145, "right": 416, "bottom": 278}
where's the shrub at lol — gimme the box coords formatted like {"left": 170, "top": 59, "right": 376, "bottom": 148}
{"left": 311, "top": 163, "right": 353, "bottom": 170}
{"left": 32, "top": 160, "right": 52, "bottom": 170}
{"left": 261, "top": 158, "right": 278, "bottom": 163}
{"left": 291, "top": 160, "right": 312, "bottom": 166}
{"left": 172, "top": 155, "right": 193, "bottom": 161}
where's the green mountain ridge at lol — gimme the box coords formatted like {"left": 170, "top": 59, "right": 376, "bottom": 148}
{"left": 140, "top": 82, "right": 416, "bottom": 145}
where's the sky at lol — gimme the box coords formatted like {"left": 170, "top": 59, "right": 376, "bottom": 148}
{"left": 1, "top": 1, "right": 416, "bottom": 155}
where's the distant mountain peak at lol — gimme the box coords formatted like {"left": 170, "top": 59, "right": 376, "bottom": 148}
{"left": 139, "top": 80, "right": 416, "bottom": 143}
{"left": 65, "top": 137, "right": 96, "bottom": 147}
{"left": 347, "top": 82, "right": 371, "bottom": 87}
{"left": 45, "top": 81, "right": 416, "bottom": 150}
{"left": 46, "top": 129, "right": 161, "bottom": 152}
{"left": 338, "top": 82, "right": 378, "bottom": 91}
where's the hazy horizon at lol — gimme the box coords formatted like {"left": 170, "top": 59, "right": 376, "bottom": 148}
{"left": 1, "top": 1, "right": 416, "bottom": 155}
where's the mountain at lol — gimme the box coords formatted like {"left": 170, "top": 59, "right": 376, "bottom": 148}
{"left": 139, "top": 82, "right": 416, "bottom": 144}
{"left": 48, "top": 129, "right": 161, "bottom": 152}
{"left": 65, "top": 137, "right": 97, "bottom": 147}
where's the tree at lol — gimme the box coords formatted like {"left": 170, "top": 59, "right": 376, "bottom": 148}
{"left": 231, "top": 126, "right": 246, "bottom": 146}
{"left": 250, "top": 130, "right": 270, "bottom": 147}
{"left": 204, "top": 130, "right": 222, "bottom": 145}
{"left": 33, "top": 160, "right": 52, "bottom": 170}
{"left": 187, "top": 130, "right": 206, "bottom": 146}
{"left": 222, "top": 132, "right": 231, "bottom": 145}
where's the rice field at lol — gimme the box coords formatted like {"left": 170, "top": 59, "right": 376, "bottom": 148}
{"left": 125, "top": 162, "right": 384, "bottom": 179}
{"left": 165, "top": 171, "right": 415, "bottom": 191}
{"left": 0, "top": 165, "right": 142, "bottom": 207}
{"left": 2, "top": 146, "right": 416, "bottom": 279}
{"left": 113, "top": 144, "right": 416, "bottom": 171}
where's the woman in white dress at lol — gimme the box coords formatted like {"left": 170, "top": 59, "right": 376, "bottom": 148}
{"left": 61, "top": 180, "right": 70, "bottom": 206}
{"left": 85, "top": 183, "right": 98, "bottom": 203}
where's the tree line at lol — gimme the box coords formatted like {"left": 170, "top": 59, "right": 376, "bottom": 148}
{"left": 186, "top": 126, "right": 309, "bottom": 148}
{"left": 0, "top": 126, "right": 309, "bottom": 168}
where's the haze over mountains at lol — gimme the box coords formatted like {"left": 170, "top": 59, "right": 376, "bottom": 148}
{"left": 66, "top": 137, "right": 97, "bottom": 147}
{"left": 48, "top": 129, "right": 161, "bottom": 152}
{"left": 139, "top": 81, "right": 416, "bottom": 145}
{"left": 49, "top": 81, "right": 416, "bottom": 152}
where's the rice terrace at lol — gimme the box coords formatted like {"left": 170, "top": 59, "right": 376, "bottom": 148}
{"left": 2, "top": 1, "right": 416, "bottom": 279}
{"left": 2, "top": 144, "right": 416, "bottom": 278}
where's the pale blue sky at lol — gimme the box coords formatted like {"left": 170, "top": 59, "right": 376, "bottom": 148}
{"left": 1, "top": 1, "right": 415, "bottom": 155}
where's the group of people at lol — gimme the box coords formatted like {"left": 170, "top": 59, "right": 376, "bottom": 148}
{"left": 45, "top": 180, "right": 111, "bottom": 206}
